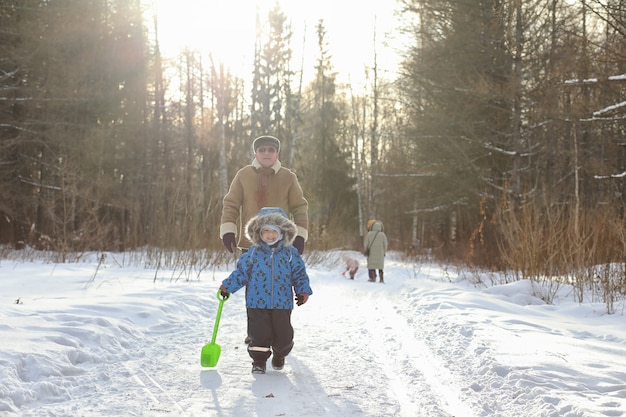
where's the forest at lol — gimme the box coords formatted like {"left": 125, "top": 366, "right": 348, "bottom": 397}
{"left": 1, "top": 0, "right": 625, "bottom": 302}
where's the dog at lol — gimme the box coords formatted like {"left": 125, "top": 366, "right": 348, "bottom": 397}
{"left": 341, "top": 254, "right": 359, "bottom": 280}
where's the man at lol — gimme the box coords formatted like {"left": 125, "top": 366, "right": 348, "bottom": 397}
{"left": 220, "top": 135, "right": 309, "bottom": 255}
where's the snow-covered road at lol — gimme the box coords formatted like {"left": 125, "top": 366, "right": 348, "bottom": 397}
{"left": 1, "top": 253, "right": 625, "bottom": 416}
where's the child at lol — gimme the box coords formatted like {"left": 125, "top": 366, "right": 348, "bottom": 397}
{"left": 220, "top": 207, "right": 313, "bottom": 374}
{"left": 341, "top": 254, "right": 359, "bottom": 279}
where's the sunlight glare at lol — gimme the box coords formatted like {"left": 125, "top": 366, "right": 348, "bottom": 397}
{"left": 147, "top": 0, "right": 403, "bottom": 87}
{"left": 149, "top": 0, "right": 259, "bottom": 72}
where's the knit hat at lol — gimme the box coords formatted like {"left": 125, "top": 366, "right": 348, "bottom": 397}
{"left": 257, "top": 207, "right": 288, "bottom": 218}
{"left": 252, "top": 135, "right": 280, "bottom": 153}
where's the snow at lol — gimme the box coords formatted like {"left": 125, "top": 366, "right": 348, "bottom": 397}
{"left": 593, "top": 100, "right": 626, "bottom": 116}
{"left": 1, "top": 251, "right": 625, "bottom": 417}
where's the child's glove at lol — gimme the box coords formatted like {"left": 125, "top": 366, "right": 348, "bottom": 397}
{"left": 219, "top": 285, "right": 230, "bottom": 299}
{"left": 295, "top": 293, "right": 309, "bottom": 306}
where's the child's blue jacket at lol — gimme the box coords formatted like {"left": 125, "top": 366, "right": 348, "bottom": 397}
{"left": 221, "top": 241, "right": 312, "bottom": 309}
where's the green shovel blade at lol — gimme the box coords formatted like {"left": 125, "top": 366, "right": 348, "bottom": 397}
{"left": 201, "top": 289, "right": 228, "bottom": 368}
{"left": 201, "top": 342, "right": 221, "bottom": 367}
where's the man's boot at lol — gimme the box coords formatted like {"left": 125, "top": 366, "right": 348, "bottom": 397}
{"left": 379, "top": 270, "right": 384, "bottom": 283}
{"left": 368, "top": 269, "right": 376, "bottom": 282}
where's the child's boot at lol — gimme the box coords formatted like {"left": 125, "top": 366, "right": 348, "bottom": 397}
{"left": 379, "top": 270, "right": 384, "bottom": 283}
{"left": 271, "top": 355, "right": 285, "bottom": 370}
{"left": 252, "top": 361, "right": 266, "bottom": 374}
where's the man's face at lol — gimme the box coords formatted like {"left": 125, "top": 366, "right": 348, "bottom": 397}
{"left": 255, "top": 145, "right": 279, "bottom": 168}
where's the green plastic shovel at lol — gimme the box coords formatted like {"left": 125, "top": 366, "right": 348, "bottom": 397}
{"left": 201, "top": 289, "right": 229, "bottom": 367}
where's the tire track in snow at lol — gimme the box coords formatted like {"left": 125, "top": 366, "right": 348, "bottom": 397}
{"left": 306, "top": 274, "right": 477, "bottom": 417}
{"left": 367, "top": 292, "right": 479, "bottom": 417}
{"left": 125, "top": 363, "right": 192, "bottom": 416}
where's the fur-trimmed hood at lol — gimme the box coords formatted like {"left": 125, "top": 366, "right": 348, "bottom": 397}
{"left": 245, "top": 207, "right": 298, "bottom": 246}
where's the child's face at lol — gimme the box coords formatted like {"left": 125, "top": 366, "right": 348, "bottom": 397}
{"left": 261, "top": 228, "right": 280, "bottom": 244}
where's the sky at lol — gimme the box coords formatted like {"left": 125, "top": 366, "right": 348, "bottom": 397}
{"left": 1, "top": 250, "right": 626, "bottom": 416}
{"left": 145, "top": 0, "right": 407, "bottom": 90}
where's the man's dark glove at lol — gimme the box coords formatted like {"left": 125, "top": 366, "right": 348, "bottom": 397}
{"left": 219, "top": 285, "right": 230, "bottom": 299}
{"left": 222, "top": 233, "right": 236, "bottom": 253}
{"left": 293, "top": 236, "right": 305, "bottom": 255}
{"left": 295, "top": 293, "right": 309, "bottom": 306}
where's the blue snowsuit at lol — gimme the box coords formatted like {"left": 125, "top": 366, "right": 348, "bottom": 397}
{"left": 221, "top": 207, "right": 312, "bottom": 366}
{"left": 221, "top": 242, "right": 311, "bottom": 309}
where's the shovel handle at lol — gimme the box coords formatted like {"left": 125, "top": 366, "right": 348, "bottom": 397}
{"left": 211, "top": 289, "right": 228, "bottom": 344}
